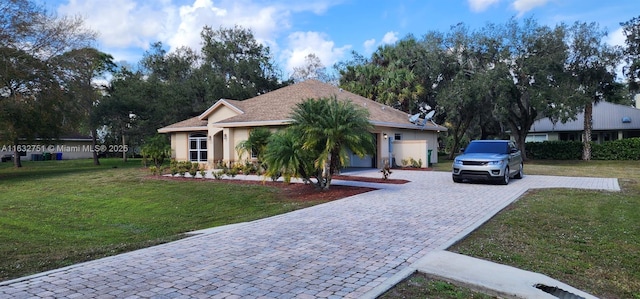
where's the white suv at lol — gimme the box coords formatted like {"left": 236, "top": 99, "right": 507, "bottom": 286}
{"left": 452, "top": 140, "right": 523, "bottom": 185}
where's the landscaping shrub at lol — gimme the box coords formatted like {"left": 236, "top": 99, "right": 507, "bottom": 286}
{"left": 525, "top": 138, "right": 640, "bottom": 160}
{"left": 188, "top": 162, "right": 199, "bottom": 177}
{"left": 525, "top": 141, "right": 582, "bottom": 160}
{"left": 592, "top": 138, "right": 640, "bottom": 160}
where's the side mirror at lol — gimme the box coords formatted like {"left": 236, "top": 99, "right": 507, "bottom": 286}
{"left": 510, "top": 148, "right": 519, "bottom": 154}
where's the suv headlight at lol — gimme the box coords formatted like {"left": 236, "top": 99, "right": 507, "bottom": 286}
{"left": 488, "top": 160, "right": 504, "bottom": 166}
{"left": 453, "top": 159, "right": 462, "bottom": 165}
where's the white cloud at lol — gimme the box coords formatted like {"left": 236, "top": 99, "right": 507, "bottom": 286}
{"left": 57, "top": 0, "right": 175, "bottom": 50}
{"left": 607, "top": 27, "right": 626, "bottom": 47}
{"left": 381, "top": 32, "right": 399, "bottom": 44}
{"left": 468, "top": 0, "right": 500, "bottom": 12}
{"left": 607, "top": 27, "right": 627, "bottom": 82}
{"left": 282, "top": 31, "right": 351, "bottom": 76}
{"left": 362, "top": 32, "right": 399, "bottom": 55}
{"left": 56, "top": 0, "right": 348, "bottom": 77}
{"left": 511, "top": 0, "right": 550, "bottom": 15}
{"left": 167, "top": 0, "right": 293, "bottom": 53}
{"left": 363, "top": 38, "right": 376, "bottom": 53}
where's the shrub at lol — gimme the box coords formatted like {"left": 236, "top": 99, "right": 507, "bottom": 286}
{"left": 241, "top": 161, "right": 256, "bottom": 175}
{"left": 212, "top": 170, "right": 225, "bottom": 180}
{"left": 199, "top": 169, "right": 207, "bottom": 179}
{"left": 400, "top": 157, "right": 422, "bottom": 168}
{"left": 215, "top": 160, "right": 227, "bottom": 170}
{"left": 141, "top": 134, "right": 170, "bottom": 168}
{"left": 381, "top": 159, "right": 392, "bottom": 180}
{"left": 401, "top": 159, "right": 409, "bottom": 167}
{"left": 148, "top": 165, "right": 158, "bottom": 176}
{"left": 525, "top": 138, "right": 640, "bottom": 160}
{"left": 225, "top": 167, "right": 238, "bottom": 178}
{"left": 592, "top": 138, "right": 640, "bottom": 160}
{"left": 170, "top": 160, "right": 179, "bottom": 176}
{"left": 159, "top": 165, "right": 168, "bottom": 175}
{"left": 525, "top": 141, "right": 582, "bottom": 160}
{"left": 188, "top": 162, "right": 199, "bottom": 177}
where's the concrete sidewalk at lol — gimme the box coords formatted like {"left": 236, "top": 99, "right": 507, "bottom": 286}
{"left": 0, "top": 171, "right": 619, "bottom": 298}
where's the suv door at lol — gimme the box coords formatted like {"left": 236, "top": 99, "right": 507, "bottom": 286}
{"left": 508, "top": 142, "right": 521, "bottom": 175}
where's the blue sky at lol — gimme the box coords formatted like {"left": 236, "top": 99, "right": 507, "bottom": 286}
{"left": 47, "top": 0, "right": 639, "bottom": 78}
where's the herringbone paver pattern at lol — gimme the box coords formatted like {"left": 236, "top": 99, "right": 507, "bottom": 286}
{"left": 0, "top": 171, "right": 619, "bottom": 298}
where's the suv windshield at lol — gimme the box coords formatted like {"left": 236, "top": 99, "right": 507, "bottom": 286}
{"left": 464, "top": 142, "right": 509, "bottom": 154}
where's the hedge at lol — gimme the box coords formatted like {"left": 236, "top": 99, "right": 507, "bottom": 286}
{"left": 525, "top": 138, "right": 640, "bottom": 160}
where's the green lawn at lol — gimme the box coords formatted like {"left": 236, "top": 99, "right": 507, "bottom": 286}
{"left": 408, "top": 159, "right": 640, "bottom": 299}
{"left": 0, "top": 159, "right": 326, "bottom": 281}
{"left": 2, "top": 159, "right": 639, "bottom": 299}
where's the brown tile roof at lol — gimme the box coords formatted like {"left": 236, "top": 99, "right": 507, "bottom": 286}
{"left": 157, "top": 116, "right": 207, "bottom": 133}
{"left": 160, "top": 80, "right": 447, "bottom": 132}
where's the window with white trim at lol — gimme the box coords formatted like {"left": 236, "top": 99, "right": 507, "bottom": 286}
{"left": 525, "top": 134, "right": 548, "bottom": 143}
{"left": 189, "top": 133, "right": 207, "bottom": 162}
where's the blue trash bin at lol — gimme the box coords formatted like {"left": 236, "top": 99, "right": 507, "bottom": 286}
{"left": 56, "top": 153, "right": 62, "bottom": 160}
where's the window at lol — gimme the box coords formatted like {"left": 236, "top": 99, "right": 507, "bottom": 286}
{"left": 525, "top": 134, "right": 548, "bottom": 143}
{"left": 251, "top": 147, "right": 258, "bottom": 159}
{"left": 394, "top": 133, "right": 402, "bottom": 140}
{"left": 559, "top": 132, "right": 579, "bottom": 141}
{"left": 189, "top": 133, "right": 207, "bottom": 162}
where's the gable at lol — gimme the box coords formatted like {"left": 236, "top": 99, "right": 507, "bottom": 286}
{"left": 207, "top": 104, "right": 242, "bottom": 124}
{"left": 198, "top": 99, "right": 244, "bottom": 121}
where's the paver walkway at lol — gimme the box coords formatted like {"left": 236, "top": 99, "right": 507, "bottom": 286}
{"left": 0, "top": 171, "right": 619, "bottom": 299}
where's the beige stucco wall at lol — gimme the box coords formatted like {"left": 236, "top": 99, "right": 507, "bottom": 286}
{"left": 171, "top": 132, "right": 189, "bottom": 161}
{"left": 379, "top": 128, "right": 439, "bottom": 166}
{"left": 230, "top": 128, "right": 250, "bottom": 163}
{"left": 208, "top": 105, "right": 240, "bottom": 124}
{"left": 391, "top": 140, "right": 429, "bottom": 167}
{"left": 168, "top": 123, "right": 441, "bottom": 169}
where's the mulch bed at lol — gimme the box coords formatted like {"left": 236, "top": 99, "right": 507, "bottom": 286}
{"left": 150, "top": 174, "right": 410, "bottom": 202}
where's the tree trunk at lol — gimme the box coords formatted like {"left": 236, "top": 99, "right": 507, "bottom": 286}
{"left": 448, "top": 137, "right": 462, "bottom": 160}
{"left": 13, "top": 146, "right": 22, "bottom": 168}
{"left": 507, "top": 120, "right": 529, "bottom": 161}
{"left": 321, "top": 155, "right": 331, "bottom": 190}
{"left": 447, "top": 119, "right": 472, "bottom": 160}
{"left": 121, "top": 133, "right": 128, "bottom": 162}
{"left": 582, "top": 102, "right": 593, "bottom": 161}
{"left": 91, "top": 128, "right": 100, "bottom": 166}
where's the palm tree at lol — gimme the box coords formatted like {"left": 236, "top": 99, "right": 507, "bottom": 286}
{"left": 290, "top": 96, "right": 375, "bottom": 190}
{"left": 565, "top": 22, "right": 622, "bottom": 160}
{"left": 235, "top": 127, "right": 272, "bottom": 161}
{"left": 262, "top": 129, "right": 314, "bottom": 183}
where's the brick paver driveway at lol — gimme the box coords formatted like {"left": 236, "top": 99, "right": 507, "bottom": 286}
{"left": 0, "top": 171, "right": 619, "bottom": 299}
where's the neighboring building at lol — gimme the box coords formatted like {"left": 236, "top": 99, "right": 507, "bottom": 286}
{"left": 158, "top": 80, "right": 447, "bottom": 169}
{"left": 527, "top": 101, "right": 640, "bottom": 143}
{"left": 0, "top": 135, "right": 94, "bottom": 161}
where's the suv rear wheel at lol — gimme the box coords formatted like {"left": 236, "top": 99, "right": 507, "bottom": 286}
{"left": 514, "top": 162, "right": 524, "bottom": 179}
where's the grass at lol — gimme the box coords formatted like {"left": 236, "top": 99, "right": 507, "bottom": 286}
{"left": 2, "top": 158, "right": 639, "bottom": 298}
{"left": 379, "top": 272, "right": 495, "bottom": 299}
{"left": 399, "top": 159, "right": 639, "bottom": 299}
{"left": 0, "top": 159, "right": 327, "bottom": 281}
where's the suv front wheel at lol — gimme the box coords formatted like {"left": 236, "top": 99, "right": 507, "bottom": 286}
{"left": 499, "top": 167, "right": 510, "bottom": 185}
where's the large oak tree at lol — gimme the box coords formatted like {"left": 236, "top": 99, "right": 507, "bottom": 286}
{"left": 0, "top": 0, "right": 96, "bottom": 167}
